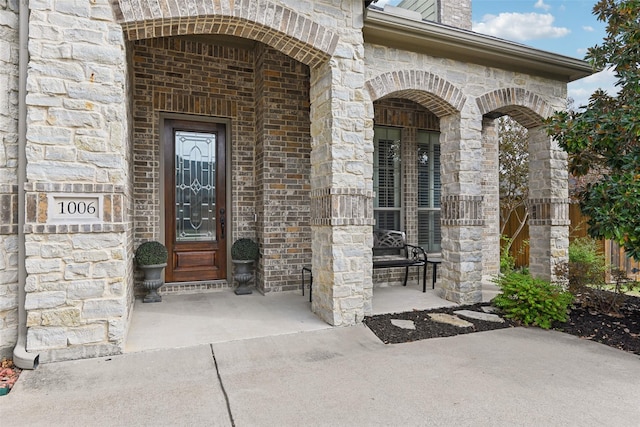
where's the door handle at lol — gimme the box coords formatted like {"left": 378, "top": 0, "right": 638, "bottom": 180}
{"left": 219, "top": 208, "right": 225, "bottom": 239}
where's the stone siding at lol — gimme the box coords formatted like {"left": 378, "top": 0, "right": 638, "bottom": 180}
{"left": 0, "top": 1, "right": 19, "bottom": 359}
{"left": 364, "top": 43, "right": 568, "bottom": 301}
{"left": 1, "top": 0, "right": 574, "bottom": 359}
{"left": 440, "top": 0, "right": 472, "bottom": 30}
{"left": 21, "top": 1, "right": 133, "bottom": 362}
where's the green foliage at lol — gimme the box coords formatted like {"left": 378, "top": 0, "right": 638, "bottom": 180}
{"left": 492, "top": 271, "right": 573, "bottom": 329}
{"left": 500, "top": 236, "right": 516, "bottom": 273}
{"left": 558, "top": 237, "right": 638, "bottom": 315}
{"left": 498, "top": 117, "right": 529, "bottom": 208}
{"left": 563, "top": 237, "right": 607, "bottom": 293}
{"left": 135, "top": 241, "right": 168, "bottom": 266}
{"left": 500, "top": 235, "right": 528, "bottom": 273}
{"left": 546, "top": 0, "right": 640, "bottom": 260}
{"left": 231, "top": 238, "right": 259, "bottom": 261}
{"left": 498, "top": 117, "right": 530, "bottom": 242}
{"left": 569, "top": 237, "right": 606, "bottom": 267}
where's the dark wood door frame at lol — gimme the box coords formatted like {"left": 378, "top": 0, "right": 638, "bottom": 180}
{"left": 162, "top": 116, "right": 228, "bottom": 283}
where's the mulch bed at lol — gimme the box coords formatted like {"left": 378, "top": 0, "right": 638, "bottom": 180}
{"left": 0, "top": 359, "right": 21, "bottom": 396}
{"left": 364, "top": 292, "right": 640, "bottom": 356}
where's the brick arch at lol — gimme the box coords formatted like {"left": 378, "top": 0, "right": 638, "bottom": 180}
{"left": 365, "top": 70, "right": 466, "bottom": 117}
{"left": 476, "top": 88, "right": 554, "bottom": 129}
{"left": 110, "top": 0, "right": 339, "bottom": 68}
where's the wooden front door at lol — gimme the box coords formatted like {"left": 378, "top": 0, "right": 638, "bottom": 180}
{"left": 164, "top": 119, "right": 227, "bottom": 282}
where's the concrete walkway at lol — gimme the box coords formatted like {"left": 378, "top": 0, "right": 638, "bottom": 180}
{"left": 2, "top": 325, "right": 639, "bottom": 426}
{"left": 125, "top": 287, "right": 461, "bottom": 352}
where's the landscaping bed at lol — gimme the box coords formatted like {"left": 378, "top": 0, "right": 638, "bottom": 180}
{"left": 364, "top": 291, "right": 640, "bottom": 356}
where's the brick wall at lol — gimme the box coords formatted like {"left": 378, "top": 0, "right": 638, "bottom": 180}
{"left": 132, "top": 37, "right": 312, "bottom": 293}
{"left": 255, "top": 44, "right": 312, "bottom": 293}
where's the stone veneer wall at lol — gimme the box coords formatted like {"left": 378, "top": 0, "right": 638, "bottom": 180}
{"left": 372, "top": 98, "right": 439, "bottom": 287}
{"left": 440, "top": 0, "right": 472, "bottom": 30}
{"left": 2, "top": 0, "right": 574, "bottom": 356}
{"left": 0, "top": 0, "right": 19, "bottom": 359}
{"left": 21, "top": 1, "right": 133, "bottom": 362}
{"left": 481, "top": 117, "right": 500, "bottom": 282}
{"left": 364, "top": 44, "right": 568, "bottom": 302}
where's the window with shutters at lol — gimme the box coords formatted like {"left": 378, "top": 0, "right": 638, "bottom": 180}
{"left": 373, "top": 127, "right": 402, "bottom": 231}
{"left": 417, "top": 131, "right": 441, "bottom": 253}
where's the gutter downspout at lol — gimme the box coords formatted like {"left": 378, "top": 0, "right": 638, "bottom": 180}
{"left": 13, "top": 0, "right": 39, "bottom": 370}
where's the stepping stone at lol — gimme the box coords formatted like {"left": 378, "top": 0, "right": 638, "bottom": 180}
{"left": 454, "top": 310, "right": 505, "bottom": 323}
{"left": 481, "top": 306, "right": 500, "bottom": 314}
{"left": 391, "top": 319, "right": 416, "bottom": 330}
{"left": 428, "top": 313, "right": 474, "bottom": 328}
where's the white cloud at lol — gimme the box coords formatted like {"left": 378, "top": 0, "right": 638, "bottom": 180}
{"left": 534, "top": 0, "right": 551, "bottom": 11}
{"left": 583, "top": 25, "right": 594, "bottom": 32}
{"left": 568, "top": 68, "right": 618, "bottom": 108}
{"left": 473, "top": 13, "right": 570, "bottom": 41}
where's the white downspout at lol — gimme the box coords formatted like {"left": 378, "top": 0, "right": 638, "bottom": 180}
{"left": 13, "top": 0, "right": 39, "bottom": 369}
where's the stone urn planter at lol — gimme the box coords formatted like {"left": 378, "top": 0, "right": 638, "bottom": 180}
{"left": 135, "top": 241, "right": 168, "bottom": 303}
{"left": 231, "top": 238, "right": 259, "bottom": 295}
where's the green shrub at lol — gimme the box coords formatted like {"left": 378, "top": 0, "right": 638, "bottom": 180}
{"left": 500, "top": 236, "right": 516, "bottom": 273}
{"left": 569, "top": 237, "right": 606, "bottom": 266}
{"left": 135, "top": 241, "right": 168, "bottom": 265}
{"left": 492, "top": 271, "right": 573, "bottom": 329}
{"left": 231, "top": 238, "right": 259, "bottom": 261}
{"left": 499, "top": 235, "right": 528, "bottom": 273}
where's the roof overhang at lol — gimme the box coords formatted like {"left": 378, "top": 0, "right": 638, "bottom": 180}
{"left": 364, "top": 9, "right": 594, "bottom": 82}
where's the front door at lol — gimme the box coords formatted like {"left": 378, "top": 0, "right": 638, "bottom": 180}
{"left": 164, "top": 119, "right": 227, "bottom": 282}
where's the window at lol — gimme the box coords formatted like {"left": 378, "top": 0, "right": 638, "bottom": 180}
{"left": 417, "top": 131, "right": 441, "bottom": 253}
{"left": 374, "top": 127, "right": 402, "bottom": 230}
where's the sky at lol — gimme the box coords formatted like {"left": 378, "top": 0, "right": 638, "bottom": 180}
{"left": 373, "top": 0, "right": 617, "bottom": 108}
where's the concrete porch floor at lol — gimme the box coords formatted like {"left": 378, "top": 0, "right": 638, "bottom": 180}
{"left": 125, "top": 284, "right": 500, "bottom": 353}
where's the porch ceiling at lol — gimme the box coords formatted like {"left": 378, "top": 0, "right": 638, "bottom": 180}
{"left": 364, "top": 9, "right": 594, "bottom": 83}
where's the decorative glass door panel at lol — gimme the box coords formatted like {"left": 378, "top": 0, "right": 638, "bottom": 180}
{"left": 175, "top": 131, "right": 217, "bottom": 242}
{"left": 164, "top": 120, "right": 226, "bottom": 282}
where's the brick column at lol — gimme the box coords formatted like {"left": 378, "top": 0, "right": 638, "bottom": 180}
{"left": 527, "top": 126, "right": 569, "bottom": 281}
{"left": 438, "top": 112, "right": 484, "bottom": 304}
{"left": 309, "top": 50, "right": 374, "bottom": 326}
{"left": 481, "top": 117, "right": 500, "bottom": 282}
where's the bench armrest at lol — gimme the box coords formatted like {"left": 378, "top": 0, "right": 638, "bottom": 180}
{"left": 405, "top": 244, "right": 427, "bottom": 262}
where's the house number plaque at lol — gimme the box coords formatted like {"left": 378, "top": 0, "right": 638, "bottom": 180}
{"left": 48, "top": 194, "right": 102, "bottom": 223}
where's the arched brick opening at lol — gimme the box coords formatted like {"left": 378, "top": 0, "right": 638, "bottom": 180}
{"left": 365, "top": 71, "right": 485, "bottom": 303}
{"left": 477, "top": 88, "right": 568, "bottom": 282}
{"left": 476, "top": 88, "right": 553, "bottom": 129}
{"left": 366, "top": 70, "right": 466, "bottom": 117}
{"left": 110, "top": 0, "right": 339, "bottom": 68}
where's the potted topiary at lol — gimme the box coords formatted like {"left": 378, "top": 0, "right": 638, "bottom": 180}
{"left": 231, "top": 238, "right": 259, "bottom": 295}
{"left": 135, "top": 241, "right": 168, "bottom": 303}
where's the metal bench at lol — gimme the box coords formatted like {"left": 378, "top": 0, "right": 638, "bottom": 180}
{"left": 373, "top": 229, "right": 440, "bottom": 293}
{"left": 302, "top": 230, "right": 440, "bottom": 300}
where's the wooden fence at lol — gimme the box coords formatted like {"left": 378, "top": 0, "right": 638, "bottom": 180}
{"left": 501, "top": 204, "right": 639, "bottom": 281}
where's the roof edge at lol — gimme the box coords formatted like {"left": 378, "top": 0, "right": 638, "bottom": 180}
{"left": 364, "top": 9, "right": 594, "bottom": 83}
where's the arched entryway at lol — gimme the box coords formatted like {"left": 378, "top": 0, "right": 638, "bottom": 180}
{"left": 110, "top": 1, "right": 340, "bottom": 296}
{"left": 477, "top": 88, "right": 569, "bottom": 282}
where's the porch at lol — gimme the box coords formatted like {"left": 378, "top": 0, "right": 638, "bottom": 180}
{"left": 125, "top": 284, "right": 500, "bottom": 353}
